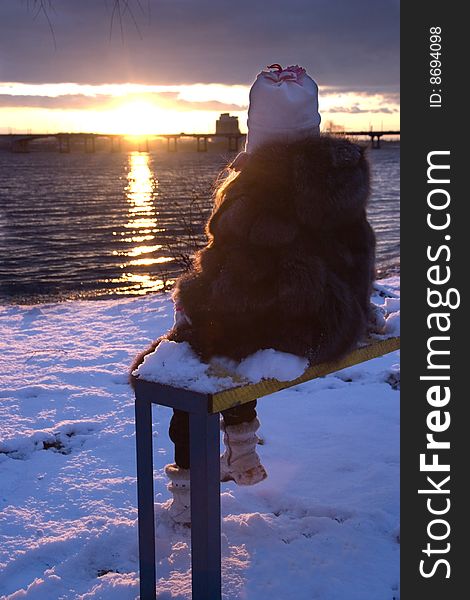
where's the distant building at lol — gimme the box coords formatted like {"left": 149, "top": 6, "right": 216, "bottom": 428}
{"left": 215, "top": 113, "right": 240, "bottom": 135}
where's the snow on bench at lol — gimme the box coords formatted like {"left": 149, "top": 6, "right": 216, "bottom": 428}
{"left": 134, "top": 335, "right": 400, "bottom": 414}
{"left": 208, "top": 335, "right": 400, "bottom": 412}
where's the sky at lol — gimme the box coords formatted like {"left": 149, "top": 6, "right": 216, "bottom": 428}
{"left": 0, "top": 0, "right": 400, "bottom": 135}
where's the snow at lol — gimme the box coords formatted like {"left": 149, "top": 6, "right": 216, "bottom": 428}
{"left": 135, "top": 341, "right": 309, "bottom": 392}
{"left": 235, "top": 349, "right": 308, "bottom": 383}
{"left": 135, "top": 339, "right": 235, "bottom": 393}
{"left": 376, "top": 287, "right": 400, "bottom": 337}
{"left": 0, "top": 276, "right": 400, "bottom": 600}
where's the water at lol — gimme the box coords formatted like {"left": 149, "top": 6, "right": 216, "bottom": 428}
{"left": 0, "top": 146, "right": 399, "bottom": 304}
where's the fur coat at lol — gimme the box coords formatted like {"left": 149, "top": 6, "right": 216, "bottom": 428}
{"left": 137, "top": 135, "right": 376, "bottom": 369}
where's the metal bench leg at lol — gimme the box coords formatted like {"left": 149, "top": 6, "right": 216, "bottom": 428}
{"left": 135, "top": 396, "right": 156, "bottom": 600}
{"left": 189, "top": 412, "right": 222, "bottom": 600}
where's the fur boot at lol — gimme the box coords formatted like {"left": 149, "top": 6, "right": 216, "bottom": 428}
{"left": 220, "top": 417, "right": 267, "bottom": 485}
{"left": 164, "top": 463, "right": 191, "bottom": 525}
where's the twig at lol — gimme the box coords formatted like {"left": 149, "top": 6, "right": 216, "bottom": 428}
{"left": 121, "top": 0, "right": 143, "bottom": 39}
{"left": 27, "top": 0, "right": 57, "bottom": 49}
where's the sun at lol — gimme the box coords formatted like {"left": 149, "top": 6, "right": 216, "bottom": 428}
{"left": 96, "top": 95, "right": 238, "bottom": 135}
{"left": 113, "top": 100, "right": 161, "bottom": 135}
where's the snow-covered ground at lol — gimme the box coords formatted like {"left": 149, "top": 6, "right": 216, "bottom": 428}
{"left": 0, "top": 277, "right": 400, "bottom": 600}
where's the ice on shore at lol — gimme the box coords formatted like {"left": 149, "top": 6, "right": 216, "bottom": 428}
{"left": 0, "top": 276, "right": 400, "bottom": 600}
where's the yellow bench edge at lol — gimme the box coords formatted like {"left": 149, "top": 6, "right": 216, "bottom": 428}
{"left": 209, "top": 336, "right": 400, "bottom": 413}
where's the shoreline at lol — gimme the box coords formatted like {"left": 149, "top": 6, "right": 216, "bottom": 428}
{"left": 0, "top": 266, "right": 400, "bottom": 307}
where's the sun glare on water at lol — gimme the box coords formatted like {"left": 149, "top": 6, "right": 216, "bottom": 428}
{"left": 110, "top": 152, "right": 175, "bottom": 294}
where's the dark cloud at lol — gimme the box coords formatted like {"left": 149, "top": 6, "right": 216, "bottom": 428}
{"left": 0, "top": 91, "right": 246, "bottom": 112}
{"left": 0, "top": 94, "right": 109, "bottom": 109}
{"left": 0, "top": 0, "right": 399, "bottom": 91}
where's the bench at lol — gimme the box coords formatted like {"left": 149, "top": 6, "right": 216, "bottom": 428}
{"left": 133, "top": 335, "right": 400, "bottom": 600}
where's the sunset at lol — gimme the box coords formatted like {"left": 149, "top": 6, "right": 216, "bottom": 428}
{"left": 0, "top": 2, "right": 401, "bottom": 600}
{"left": 0, "top": 1, "right": 399, "bottom": 135}
{"left": 0, "top": 81, "right": 399, "bottom": 134}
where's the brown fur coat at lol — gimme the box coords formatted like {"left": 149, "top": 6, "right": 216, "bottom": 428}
{"left": 133, "top": 135, "right": 376, "bottom": 370}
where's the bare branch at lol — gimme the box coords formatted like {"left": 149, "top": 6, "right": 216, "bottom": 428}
{"left": 22, "top": 1, "right": 153, "bottom": 45}
{"left": 121, "top": 0, "right": 143, "bottom": 40}
{"left": 26, "top": 0, "right": 57, "bottom": 49}
{"left": 159, "top": 192, "right": 211, "bottom": 275}
{"left": 116, "top": 0, "right": 125, "bottom": 43}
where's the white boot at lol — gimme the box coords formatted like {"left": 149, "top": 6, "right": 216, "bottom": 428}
{"left": 220, "top": 417, "right": 267, "bottom": 486}
{"left": 164, "top": 463, "right": 191, "bottom": 525}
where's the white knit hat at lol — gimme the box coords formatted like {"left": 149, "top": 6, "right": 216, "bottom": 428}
{"left": 246, "top": 64, "right": 321, "bottom": 152}
{"left": 230, "top": 64, "right": 321, "bottom": 169}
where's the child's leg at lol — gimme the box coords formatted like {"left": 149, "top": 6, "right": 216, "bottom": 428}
{"left": 220, "top": 400, "right": 267, "bottom": 485}
{"left": 169, "top": 402, "right": 257, "bottom": 469}
{"left": 169, "top": 409, "right": 190, "bottom": 469}
{"left": 221, "top": 400, "right": 257, "bottom": 426}
{"left": 166, "top": 409, "right": 191, "bottom": 524}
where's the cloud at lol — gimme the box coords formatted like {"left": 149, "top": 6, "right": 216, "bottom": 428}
{"left": 0, "top": 94, "right": 109, "bottom": 109}
{"left": 149, "top": 92, "right": 246, "bottom": 112}
{"left": 327, "top": 104, "right": 398, "bottom": 114}
{"left": 323, "top": 86, "right": 400, "bottom": 103}
{"left": 0, "top": 91, "right": 246, "bottom": 112}
{"left": 0, "top": 0, "right": 399, "bottom": 91}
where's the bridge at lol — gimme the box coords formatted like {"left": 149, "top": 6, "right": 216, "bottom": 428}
{"left": 329, "top": 130, "right": 400, "bottom": 149}
{"left": 3, "top": 130, "right": 399, "bottom": 153}
{"left": 3, "top": 132, "right": 124, "bottom": 154}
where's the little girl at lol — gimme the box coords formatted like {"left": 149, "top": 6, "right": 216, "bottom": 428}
{"left": 131, "top": 64, "right": 375, "bottom": 524}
